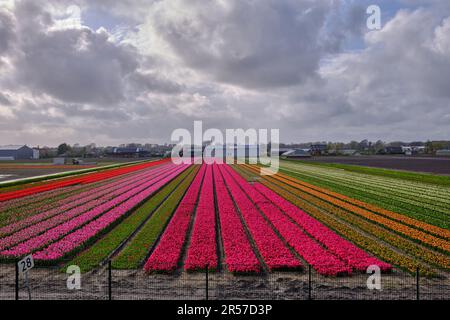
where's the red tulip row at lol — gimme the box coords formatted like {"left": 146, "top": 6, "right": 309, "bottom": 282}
{"left": 0, "top": 159, "right": 170, "bottom": 202}
{"left": 253, "top": 183, "right": 392, "bottom": 273}
{"left": 218, "top": 165, "right": 302, "bottom": 271}
{"left": 1, "top": 164, "right": 187, "bottom": 258}
{"left": 0, "top": 164, "right": 176, "bottom": 249}
{"left": 184, "top": 165, "right": 217, "bottom": 271}
{"left": 213, "top": 164, "right": 261, "bottom": 273}
{"left": 144, "top": 165, "right": 207, "bottom": 273}
{"left": 0, "top": 169, "right": 141, "bottom": 211}
{"left": 223, "top": 165, "right": 351, "bottom": 276}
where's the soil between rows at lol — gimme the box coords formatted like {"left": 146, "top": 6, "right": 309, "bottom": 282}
{"left": 0, "top": 266, "right": 448, "bottom": 300}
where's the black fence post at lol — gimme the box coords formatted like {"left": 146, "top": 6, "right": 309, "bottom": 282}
{"left": 308, "top": 265, "right": 312, "bottom": 300}
{"left": 15, "top": 260, "right": 19, "bottom": 301}
{"left": 416, "top": 267, "right": 420, "bottom": 301}
{"left": 108, "top": 260, "right": 112, "bottom": 301}
{"left": 205, "top": 265, "right": 209, "bottom": 301}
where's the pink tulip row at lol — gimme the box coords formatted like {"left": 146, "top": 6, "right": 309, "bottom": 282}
{"left": 1, "top": 165, "right": 187, "bottom": 258}
{"left": 213, "top": 164, "right": 261, "bottom": 273}
{"left": 254, "top": 183, "right": 392, "bottom": 272}
{"left": 144, "top": 165, "right": 207, "bottom": 273}
{"left": 218, "top": 165, "right": 302, "bottom": 271}
{"left": 0, "top": 164, "right": 176, "bottom": 249}
{"left": 0, "top": 164, "right": 173, "bottom": 238}
{"left": 224, "top": 165, "right": 351, "bottom": 276}
{"left": 0, "top": 168, "right": 171, "bottom": 230}
{"left": 32, "top": 165, "right": 189, "bottom": 261}
{"left": 184, "top": 165, "right": 217, "bottom": 271}
{"left": 0, "top": 163, "right": 166, "bottom": 215}
{"left": 0, "top": 186, "right": 80, "bottom": 213}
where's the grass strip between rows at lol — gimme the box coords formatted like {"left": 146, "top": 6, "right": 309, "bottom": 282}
{"left": 111, "top": 165, "right": 200, "bottom": 270}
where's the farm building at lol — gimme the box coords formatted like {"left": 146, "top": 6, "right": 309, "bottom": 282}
{"left": 384, "top": 146, "right": 404, "bottom": 154}
{"left": 0, "top": 145, "right": 39, "bottom": 160}
{"left": 310, "top": 144, "right": 327, "bottom": 155}
{"left": 108, "top": 147, "right": 150, "bottom": 158}
{"left": 339, "top": 149, "right": 360, "bottom": 156}
{"left": 436, "top": 149, "right": 450, "bottom": 157}
{"left": 281, "top": 149, "right": 311, "bottom": 158}
{"left": 278, "top": 148, "right": 293, "bottom": 156}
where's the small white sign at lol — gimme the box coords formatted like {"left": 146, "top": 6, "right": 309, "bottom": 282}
{"left": 18, "top": 255, "right": 34, "bottom": 274}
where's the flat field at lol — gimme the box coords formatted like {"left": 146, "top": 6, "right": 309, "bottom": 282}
{"left": 296, "top": 155, "right": 450, "bottom": 175}
{"left": 0, "top": 158, "right": 156, "bottom": 183}
{"left": 0, "top": 159, "right": 448, "bottom": 300}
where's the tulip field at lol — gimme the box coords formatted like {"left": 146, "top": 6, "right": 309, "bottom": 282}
{"left": 0, "top": 159, "right": 449, "bottom": 280}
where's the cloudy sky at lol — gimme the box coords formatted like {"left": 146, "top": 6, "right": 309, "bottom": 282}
{"left": 0, "top": 0, "right": 449, "bottom": 146}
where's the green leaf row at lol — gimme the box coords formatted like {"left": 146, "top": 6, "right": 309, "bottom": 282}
{"left": 283, "top": 159, "right": 450, "bottom": 187}
{"left": 281, "top": 163, "right": 450, "bottom": 209}
{"left": 278, "top": 168, "right": 450, "bottom": 230}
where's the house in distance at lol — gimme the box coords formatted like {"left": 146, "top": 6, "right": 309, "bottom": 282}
{"left": 0, "top": 145, "right": 39, "bottom": 160}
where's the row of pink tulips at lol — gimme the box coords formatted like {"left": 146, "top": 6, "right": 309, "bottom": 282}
{"left": 0, "top": 164, "right": 172, "bottom": 238}
{"left": 254, "top": 183, "right": 392, "bottom": 272}
{"left": 144, "top": 165, "right": 207, "bottom": 273}
{"left": 0, "top": 165, "right": 175, "bottom": 249}
{"left": 213, "top": 165, "right": 261, "bottom": 273}
{"left": 184, "top": 165, "right": 217, "bottom": 271}
{"left": 32, "top": 165, "right": 189, "bottom": 261}
{"left": 0, "top": 165, "right": 167, "bottom": 232}
{"left": 1, "top": 165, "right": 186, "bottom": 257}
{"left": 218, "top": 165, "right": 302, "bottom": 271}
{"left": 0, "top": 185, "right": 94, "bottom": 229}
{"left": 0, "top": 162, "right": 166, "bottom": 215}
{"left": 0, "top": 185, "right": 81, "bottom": 212}
{"left": 224, "top": 165, "right": 350, "bottom": 276}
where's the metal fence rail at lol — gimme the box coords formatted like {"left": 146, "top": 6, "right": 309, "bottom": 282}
{"left": 1, "top": 263, "right": 449, "bottom": 300}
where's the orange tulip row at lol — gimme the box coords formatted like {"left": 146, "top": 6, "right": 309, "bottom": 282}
{"left": 276, "top": 169, "right": 450, "bottom": 240}
{"left": 243, "top": 165, "right": 450, "bottom": 253}
{"left": 246, "top": 169, "right": 449, "bottom": 272}
{"left": 231, "top": 168, "right": 436, "bottom": 276}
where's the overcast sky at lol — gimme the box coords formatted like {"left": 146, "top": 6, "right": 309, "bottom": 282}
{"left": 0, "top": 0, "right": 449, "bottom": 146}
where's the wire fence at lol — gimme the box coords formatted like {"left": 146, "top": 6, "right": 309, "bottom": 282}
{"left": 1, "top": 262, "right": 448, "bottom": 300}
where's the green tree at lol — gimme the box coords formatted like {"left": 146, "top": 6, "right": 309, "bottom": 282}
{"left": 57, "top": 143, "right": 71, "bottom": 155}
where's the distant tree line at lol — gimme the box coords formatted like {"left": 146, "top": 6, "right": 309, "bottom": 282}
{"left": 280, "top": 140, "right": 450, "bottom": 155}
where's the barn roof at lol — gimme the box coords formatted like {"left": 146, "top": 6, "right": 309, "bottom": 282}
{"left": 0, "top": 145, "right": 27, "bottom": 151}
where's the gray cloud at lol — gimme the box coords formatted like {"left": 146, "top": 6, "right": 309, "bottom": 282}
{"left": 9, "top": 1, "right": 139, "bottom": 105}
{"left": 148, "top": 0, "right": 339, "bottom": 89}
{"left": 128, "top": 71, "right": 184, "bottom": 94}
{"left": 0, "top": 92, "right": 12, "bottom": 105}
{"left": 0, "top": 0, "right": 449, "bottom": 146}
{"left": 0, "top": 9, "right": 15, "bottom": 56}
